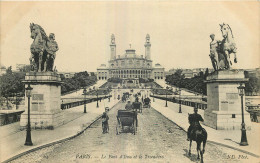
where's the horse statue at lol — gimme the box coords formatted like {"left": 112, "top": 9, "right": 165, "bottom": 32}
{"left": 210, "top": 23, "right": 237, "bottom": 71}
{"left": 188, "top": 116, "right": 207, "bottom": 163}
{"left": 29, "top": 23, "right": 59, "bottom": 72}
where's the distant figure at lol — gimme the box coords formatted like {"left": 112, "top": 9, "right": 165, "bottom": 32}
{"left": 125, "top": 101, "right": 132, "bottom": 110}
{"left": 101, "top": 111, "right": 109, "bottom": 133}
{"left": 187, "top": 107, "right": 204, "bottom": 141}
{"left": 253, "top": 113, "right": 258, "bottom": 122}
{"left": 135, "top": 96, "right": 139, "bottom": 102}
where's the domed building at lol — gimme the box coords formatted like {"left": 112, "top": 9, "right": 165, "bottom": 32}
{"left": 97, "top": 34, "right": 165, "bottom": 84}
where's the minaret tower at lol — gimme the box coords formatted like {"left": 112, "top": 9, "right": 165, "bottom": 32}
{"left": 110, "top": 34, "right": 116, "bottom": 60}
{"left": 145, "top": 34, "right": 151, "bottom": 60}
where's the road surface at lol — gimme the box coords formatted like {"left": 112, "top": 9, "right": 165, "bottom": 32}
{"left": 11, "top": 102, "right": 253, "bottom": 163}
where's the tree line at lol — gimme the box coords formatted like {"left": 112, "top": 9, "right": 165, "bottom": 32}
{"left": 0, "top": 67, "right": 97, "bottom": 109}
{"left": 165, "top": 69, "right": 208, "bottom": 95}
{"left": 165, "top": 69, "right": 260, "bottom": 96}
{"left": 60, "top": 71, "right": 97, "bottom": 94}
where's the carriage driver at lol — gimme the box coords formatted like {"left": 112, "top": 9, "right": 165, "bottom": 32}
{"left": 187, "top": 107, "right": 204, "bottom": 141}
{"left": 125, "top": 101, "right": 132, "bottom": 110}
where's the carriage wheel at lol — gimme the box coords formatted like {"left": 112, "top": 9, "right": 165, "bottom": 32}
{"left": 133, "top": 121, "right": 136, "bottom": 135}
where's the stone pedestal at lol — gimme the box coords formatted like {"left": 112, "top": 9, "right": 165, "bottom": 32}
{"left": 204, "top": 70, "right": 251, "bottom": 130}
{"left": 20, "top": 72, "right": 64, "bottom": 129}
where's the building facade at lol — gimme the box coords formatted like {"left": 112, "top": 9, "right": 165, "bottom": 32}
{"left": 97, "top": 34, "right": 165, "bottom": 82}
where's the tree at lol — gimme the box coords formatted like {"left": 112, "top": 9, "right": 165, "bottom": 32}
{"left": 165, "top": 69, "right": 185, "bottom": 88}
{"left": 18, "top": 65, "right": 31, "bottom": 72}
{"left": 204, "top": 68, "right": 209, "bottom": 80}
{"left": 0, "top": 67, "right": 25, "bottom": 109}
{"left": 244, "top": 71, "right": 260, "bottom": 96}
{"left": 245, "top": 76, "right": 260, "bottom": 95}
{"left": 60, "top": 71, "right": 97, "bottom": 94}
{"left": 165, "top": 69, "right": 206, "bottom": 95}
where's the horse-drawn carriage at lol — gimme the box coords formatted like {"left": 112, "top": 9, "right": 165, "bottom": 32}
{"left": 143, "top": 101, "right": 151, "bottom": 108}
{"left": 143, "top": 97, "right": 151, "bottom": 108}
{"left": 116, "top": 110, "right": 137, "bottom": 135}
{"left": 132, "top": 102, "right": 142, "bottom": 113}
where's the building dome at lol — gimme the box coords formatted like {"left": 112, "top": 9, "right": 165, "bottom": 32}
{"left": 98, "top": 64, "right": 107, "bottom": 68}
{"left": 154, "top": 63, "right": 163, "bottom": 68}
{"left": 124, "top": 49, "right": 136, "bottom": 58}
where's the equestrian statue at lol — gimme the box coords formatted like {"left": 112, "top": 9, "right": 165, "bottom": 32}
{"left": 209, "top": 23, "right": 237, "bottom": 71}
{"left": 29, "top": 23, "right": 59, "bottom": 72}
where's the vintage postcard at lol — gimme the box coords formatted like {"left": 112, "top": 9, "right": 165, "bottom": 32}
{"left": 0, "top": 1, "right": 259, "bottom": 163}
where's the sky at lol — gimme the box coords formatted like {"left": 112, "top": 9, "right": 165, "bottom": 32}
{"left": 0, "top": 1, "right": 259, "bottom": 72}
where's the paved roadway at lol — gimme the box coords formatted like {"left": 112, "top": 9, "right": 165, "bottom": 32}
{"left": 11, "top": 102, "right": 251, "bottom": 163}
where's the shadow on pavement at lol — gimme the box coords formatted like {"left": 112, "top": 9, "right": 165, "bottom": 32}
{"left": 224, "top": 138, "right": 240, "bottom": 145}
{"left": 183, "top": 149, "right": 199, "bottom": 162}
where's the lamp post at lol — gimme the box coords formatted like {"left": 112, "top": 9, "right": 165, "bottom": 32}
{"left": 25, "top": 84, "right": 33, "bottom": 146}
{"left": 237, "top": 83, "right": 248, "bottom": 146}
{"left": 83, "top": 87, "right": 87, "bottom": 113}
{"left": 96, "top": 91, "right": 99, "bottom": 108}
{"left": 108, "top": 89, "right": 111, "bottom": 102}
{"left": 165, "top": 88, "right": 168, "bottom": 107}
{"left": 179, "top": 87, "right": 182, "bottom": 113}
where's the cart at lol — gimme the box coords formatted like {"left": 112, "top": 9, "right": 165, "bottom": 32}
{"left": 143, "top": 98, "right": 151, "bottom": 108}
{"left": 116, "top": 110, "right": 137, "bottom": 135}
{"left": 143, "top": 101, "right": 151, "bottom": 108}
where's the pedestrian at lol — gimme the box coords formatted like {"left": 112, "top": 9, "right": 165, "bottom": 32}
{"left": 253, "top": 112, "right": 258, "bottom": 122}
{"left": 135, "top": 96, "right": 139, "bottom": 102}
{"left": 101, "top": 111, "right": 109, "bottom": 133}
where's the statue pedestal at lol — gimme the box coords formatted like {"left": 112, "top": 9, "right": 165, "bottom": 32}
{"left": 20, "top": 72, "right": 64, "bottom": 129}
{"left": 204, "top": 70, "right": 251, "bottom": 130}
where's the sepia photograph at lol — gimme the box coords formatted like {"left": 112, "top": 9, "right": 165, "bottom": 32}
{"left": 0, "top": 1, "right": 259, "bottom": 163}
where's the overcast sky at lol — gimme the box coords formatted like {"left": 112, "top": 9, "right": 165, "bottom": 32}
{"left": 0, "top": 1, "right": 259, "bottom": 72}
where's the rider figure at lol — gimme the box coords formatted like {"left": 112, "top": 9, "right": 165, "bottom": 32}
{"left": 187, "top": 107, "right": 204, "bottom": 141}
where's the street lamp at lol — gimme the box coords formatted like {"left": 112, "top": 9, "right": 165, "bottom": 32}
{"left": 96, "top": 90, "right": 99, "bottom": 108}
{"left": 237, "top": 83, "right": 248, "bottom": 146}
{"left": 165, "top": 88, "right": 168, "bottom": 107}
{"left": 153, "top": 91, "right": 155, "bottom": 102}
{"left": 82, "top": 87, "right": 87, "bottom": 113}
{"left": 108, "top": 88, "right": 111, "bottom": 102}
{"left": 25, "top": 84, "right": 33, "bottom": 146}
{"left": 179, "top": 87, "right": 182, "bottom": 113}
